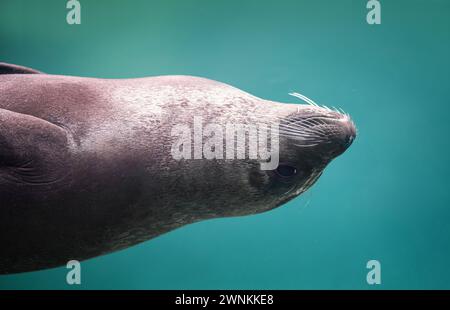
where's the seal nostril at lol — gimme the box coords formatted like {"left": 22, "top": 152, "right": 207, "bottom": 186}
{"left": 345, "top": 135, "right": 355, "bottom": 147}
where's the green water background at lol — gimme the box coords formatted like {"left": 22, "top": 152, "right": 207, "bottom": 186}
{"left": 0, "top": 0, "right": 449, "bottom": 289}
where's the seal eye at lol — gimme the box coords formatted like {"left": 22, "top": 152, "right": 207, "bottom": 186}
{"left": 276, "top": 165, "right": 297, "bottom": 178}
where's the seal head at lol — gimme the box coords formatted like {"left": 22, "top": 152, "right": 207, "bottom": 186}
{"left": 264, "top": 102, "right": 356, "bottom": 208}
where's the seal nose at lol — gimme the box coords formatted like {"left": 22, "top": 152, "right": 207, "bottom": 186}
{"left": 325, "top": 112, "right": 357, "bottom": 158}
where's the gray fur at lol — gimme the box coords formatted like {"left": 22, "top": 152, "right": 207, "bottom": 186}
{"left": 0, "top": 63, "right": 356, "bottom": 274}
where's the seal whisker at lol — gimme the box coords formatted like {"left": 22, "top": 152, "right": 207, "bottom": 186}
{"left": 293, "top": 119, "right": 328, "bottom": 135}
{"left": 293, "top": 143, "right": 319, "bottom": 147}
{"left": 246, "top": 117, "right": 328, "bottom": 137}
{"left": 288, "top": 92, "right": 320, "bottom": 107}
{"left": 279, "top": 124, "right": 327, "bottom": 137}
{"left": 278, "top": 131, "right": 321, "bottom": 140}
{"left": 278, "top": 129, "right": 319, "bottom": 138}
{"left": 278, "top": 132, "right": 322, "bottom": 143}
{"left": 278, "top": 132, "right": 325, "bottom": 143}
{"left": 287, "top": 91, "right": 351, "bottom": 122}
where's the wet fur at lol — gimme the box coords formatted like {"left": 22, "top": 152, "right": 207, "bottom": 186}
{"left": 0, "top": 65, "right": 355, "bottom": 274}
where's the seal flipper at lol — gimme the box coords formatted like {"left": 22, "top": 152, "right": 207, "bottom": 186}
{"left": 0, "top": 62, "right": 42, "bottom": 74}
{"left": 0, "top": 108, "right": 71, "bottom": 187}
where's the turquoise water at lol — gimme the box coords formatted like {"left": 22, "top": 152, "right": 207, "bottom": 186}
{"left": 0, "top": 0, "right": 449, "bottom": 289}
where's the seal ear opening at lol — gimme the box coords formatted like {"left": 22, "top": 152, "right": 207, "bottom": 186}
{"left": 0, "top": 62, "right": 43, "bottom": 74}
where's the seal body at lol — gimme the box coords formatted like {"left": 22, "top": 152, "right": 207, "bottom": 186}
{"left": 0, "top": 63, "right": 356, "bottom": 274}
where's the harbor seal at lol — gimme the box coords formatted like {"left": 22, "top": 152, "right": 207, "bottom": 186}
{"left": 0, "top": 62, "right": 356, "bottom": 274}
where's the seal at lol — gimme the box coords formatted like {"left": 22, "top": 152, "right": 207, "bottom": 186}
{"left": 0, "top": 62, "right": 356, "bottom": 274}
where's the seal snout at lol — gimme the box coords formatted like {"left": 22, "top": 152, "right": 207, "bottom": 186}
{"left": 281, "top": 106, "right": 356, "bottom": 161}
{"left": 311, "top": 110, "right": 356, "bottom": 160}
{"left": 327, "top": 112, "right": 357, "bottom": 157}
